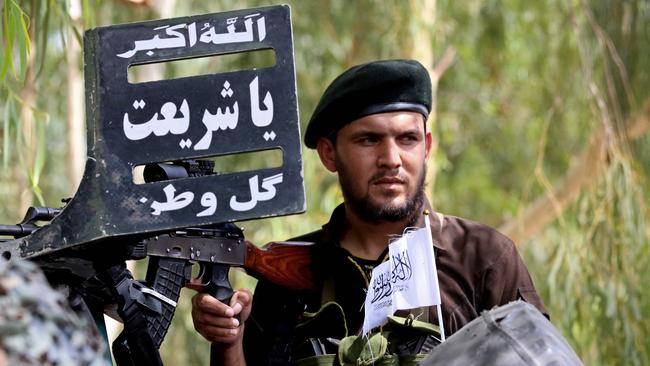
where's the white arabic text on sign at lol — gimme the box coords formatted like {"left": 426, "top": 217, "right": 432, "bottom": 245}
{"left": 194, "top": 80, "right": 239, "bottom": 151}
{"left": 249, "top": 76, "right": 274, "bottom": 127}
{"left": 117, "top": 14, "right": 267, "bottom": 59}
{"left": 230, "top": 173, "right": 283, "bottom": 212}
{"left": 142, "top": 172, "right": 283, "bottom": 216}
{"left": 197, "top": 192, "right": 217, "bottom": 217}
{"left": 121, "top": 75, "right": 279, "bottom": 150}
{"left": 150, "top": 184, "right": 194, "bottom": 215}
{"left": 123, "top": 99, "right": 190, "bottom": 141}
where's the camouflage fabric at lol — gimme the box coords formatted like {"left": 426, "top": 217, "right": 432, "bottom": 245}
{"left": 0, "top": 257, "right": 108, "bottom": 366}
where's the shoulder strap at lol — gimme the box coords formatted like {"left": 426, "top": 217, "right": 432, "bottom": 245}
{"left": 321, "top": 276, "right": 336, "bottom": 305}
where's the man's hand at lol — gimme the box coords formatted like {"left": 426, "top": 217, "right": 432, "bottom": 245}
{"left": 191, "top": 289, "right": 253, "bottom": 344}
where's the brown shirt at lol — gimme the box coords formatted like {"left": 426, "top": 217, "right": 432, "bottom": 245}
{"left": 243, "top": 203, "right": 547, "bottom": 364}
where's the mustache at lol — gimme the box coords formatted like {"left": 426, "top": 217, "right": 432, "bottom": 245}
{"left": 369, "top": 171, "right": 408, "bottom": 184}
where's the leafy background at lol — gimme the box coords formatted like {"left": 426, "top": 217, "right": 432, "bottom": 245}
{"left": 1, "top": 0, "right": 649, "bottom": 364}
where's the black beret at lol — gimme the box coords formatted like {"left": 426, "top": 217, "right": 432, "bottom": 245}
{"left": 304, "top": 59, "right": 432, "bottom": 148}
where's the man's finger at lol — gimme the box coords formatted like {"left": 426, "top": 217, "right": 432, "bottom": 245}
{"left": 194, "top": 322, "right": 243, "bottom": 343}
{"left": 192, "top": 293, "right": 234, "bottom": 317}
{"left": 185, "top": 277, "right": 204, "bottom": 292}
{"left": 230, "top": 289, "right": 253, "bottom": 317}
{"left": 191, "top": 307, "right": 240, "bottom": 329}
{"left": 231, "top": 289, "right": 252, "bottom": 306}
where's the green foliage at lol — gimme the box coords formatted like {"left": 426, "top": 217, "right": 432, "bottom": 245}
{"left": 527, "top": 159, "right": 650, "bottom": 365}
{"left": 1, "top": 0, "right": 30, "bottom": 82}
{"left": 0, "top": 0, "right": 97, "bottom": 219}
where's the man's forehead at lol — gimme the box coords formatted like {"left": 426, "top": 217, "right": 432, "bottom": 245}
{"left": 340, "top": 111, "right": 427, "bottom": 134}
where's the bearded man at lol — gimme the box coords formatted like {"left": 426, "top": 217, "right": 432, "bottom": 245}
{"left": 191, "top": 59, "right": 548, "bottom": 365}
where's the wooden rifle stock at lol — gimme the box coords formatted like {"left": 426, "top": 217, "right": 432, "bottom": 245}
{"left": 243, "top": 241, "right": 316, "bottom": 292}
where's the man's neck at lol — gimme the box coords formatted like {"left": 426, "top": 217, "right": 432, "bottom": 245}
{"left": 339, "top": 204, "right": 409, "bottom": 260}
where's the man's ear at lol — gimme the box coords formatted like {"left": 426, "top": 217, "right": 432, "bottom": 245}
{"left": 316, "top": 137, "right": 338, "bottom": 172}
{"left": 424, "top": 130, "right": 433, "bottom": 161}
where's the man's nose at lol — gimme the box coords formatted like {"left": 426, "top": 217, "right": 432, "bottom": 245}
{"left": 377, "top": 140, "right": 402, "bottom": 168}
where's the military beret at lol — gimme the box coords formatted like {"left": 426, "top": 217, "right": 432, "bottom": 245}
{"left": 304, "top": 59, "right": 432, "bottom": 149}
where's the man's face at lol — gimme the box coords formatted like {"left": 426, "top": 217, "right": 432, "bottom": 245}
{"left": 317, "top": 111, "right": 432, "bottom": 224}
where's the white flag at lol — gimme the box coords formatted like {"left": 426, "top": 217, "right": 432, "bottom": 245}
{"left": 389, "top": 227, "right": 441, "bottom": 310}
{"left": 362, "top": 260, "right": 394, "bottom": 334}
{"left": 361, "top": 221, "right": 443, "bottom": 335}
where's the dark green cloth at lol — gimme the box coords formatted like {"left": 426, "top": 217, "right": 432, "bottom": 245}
{"left": 304, "top": 59, "right": 432, "bottom": 148}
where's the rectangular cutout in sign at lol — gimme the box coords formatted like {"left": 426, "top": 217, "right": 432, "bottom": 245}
{"left": 132, "top": 148, "right": 283, "bottom": 184}
{"left": 127, "top": 48, "right": 277, "bottom": 84}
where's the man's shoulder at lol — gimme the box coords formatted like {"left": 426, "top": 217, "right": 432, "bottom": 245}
{"left": 287, "top": 228, "right": 326, "bottom": 243}
{"left": 438, "top": 213, "right": 517, "bottom": 257}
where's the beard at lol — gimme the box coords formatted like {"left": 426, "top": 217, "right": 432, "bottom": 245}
{"left": 337, "top": 164, "right": 426, "bottom": 225}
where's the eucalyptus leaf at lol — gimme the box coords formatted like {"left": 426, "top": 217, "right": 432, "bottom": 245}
{"left": 14, "top": 2, "right": 29, "bottom": 82}
{"left": 1, "top": 0, "right": 16, "bottom": 80}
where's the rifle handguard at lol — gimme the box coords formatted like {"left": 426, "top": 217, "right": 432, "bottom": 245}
{"left": 244, "top": 241, "right": 316, "bottom": 291}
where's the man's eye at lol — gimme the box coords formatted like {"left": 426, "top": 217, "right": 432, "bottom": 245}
{"left": 358, "top": 137, "right": 378, "bottom": 144}
{"left": 399, "top": 135, "right": 419, "bottom": 143}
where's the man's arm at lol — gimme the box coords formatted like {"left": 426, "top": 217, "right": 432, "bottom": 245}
{"left": 192, "top": 290, "right": 252, "bottom": 366}
{"left": 481, "top": 238, "right": 548, "bottom": 317}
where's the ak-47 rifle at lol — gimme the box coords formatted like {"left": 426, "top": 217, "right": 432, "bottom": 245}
{"left": 0, "top": 5, "right": 309, "bottom": 365}
{"left": 0, "top": 159, "right": 314, "bottom": 365}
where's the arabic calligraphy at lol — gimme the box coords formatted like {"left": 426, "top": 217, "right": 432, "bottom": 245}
{"left": 363, "top": 226, "right": 440, "bottom": 335}
{"left": 195, "top": 81, "right": 240, "bottom": 151}
{"left": 369, "top": 249, "right": 413, "bottom": 305}
{"left": 123, "top": 99, "right": 190, "bottom": 141}
{"left": 230, "top": 173, "right": 283, "bottom": 211}
{"left": 150, "top": 184, "right": 194, "bottom": 215}
{"left": 371, "top": 267, "right": 393, "bottom": 304}
{"left": 250, "top": 76, "right": 273, "bottom": 127}
{"left": 122, "top": 76, "right": 276, "bottom": 150}
{"left": 142, "top": 172, "right": 283, "bottom": 217}
{"left": 197, "top": 192, "right": 217, "bottom": 217}
{"left": 391, "top": 250, "right": 413, "bottom": 282}
{"left": 117, "top": 14, "right": 267, "bottom": 59}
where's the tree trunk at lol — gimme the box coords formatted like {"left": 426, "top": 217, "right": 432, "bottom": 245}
{"left": 66, "top": 0, "right": 85, "bottom": 194}
{"left": 406, "top": 0, "right": 456, "bottom": 201}
{"left": 17, "top": 20, "right": 38, "bottom": 214}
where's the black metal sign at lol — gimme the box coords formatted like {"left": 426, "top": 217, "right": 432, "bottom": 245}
{"left": 10, "top": 5, "right": 304, "bottom": 258}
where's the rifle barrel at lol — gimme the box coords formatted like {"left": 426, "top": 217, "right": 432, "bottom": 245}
{"left": 0, "top": 224, "right": 38, "bottom": 238}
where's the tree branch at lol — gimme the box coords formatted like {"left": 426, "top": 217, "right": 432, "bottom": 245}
{"left": 500, "top": 99, "right": 650, "bottom": 244}
{"left": 431, "top": 47, "right": 456, "bottom": 83}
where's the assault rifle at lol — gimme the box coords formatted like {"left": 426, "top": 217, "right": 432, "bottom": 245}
{"left": 0, "top": 5, "right": 307, "bottom": 365}
{"left": 0, "top": 160, "right": 313, "bottom": 365}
